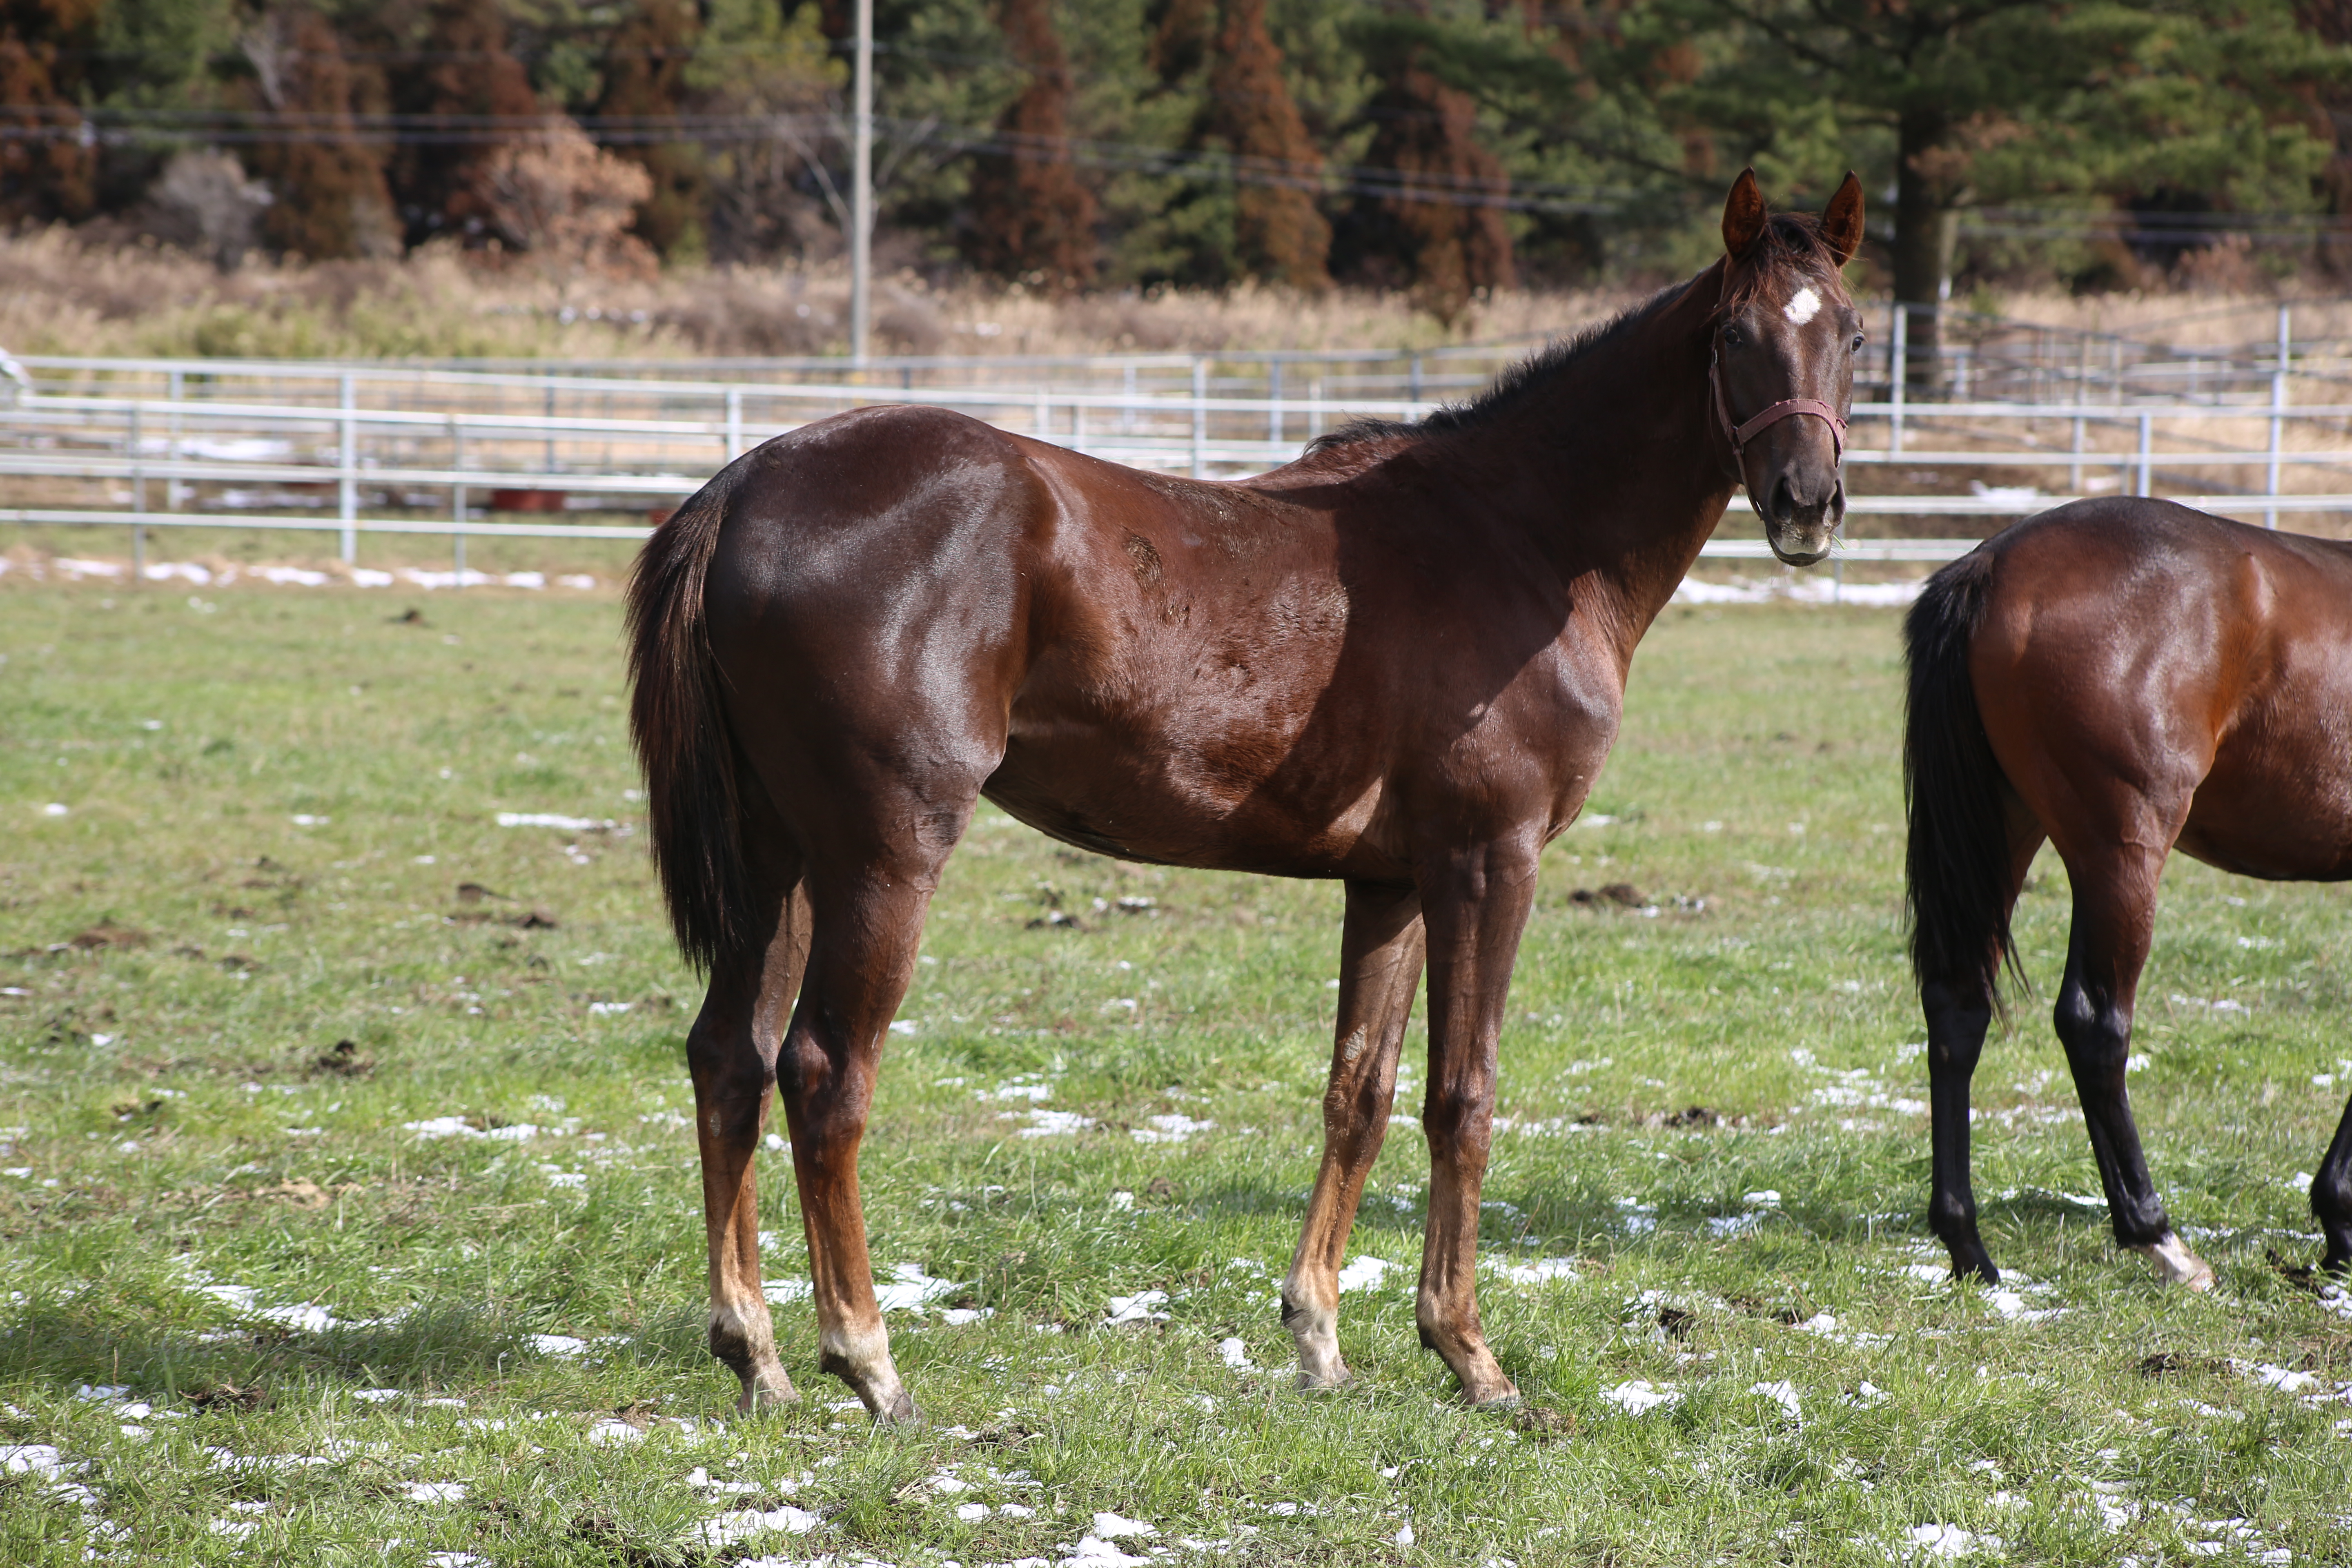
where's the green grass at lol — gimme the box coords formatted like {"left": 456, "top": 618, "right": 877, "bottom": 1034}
{"left": 1, "top": 588, "right": 2348, "bottom": 1567}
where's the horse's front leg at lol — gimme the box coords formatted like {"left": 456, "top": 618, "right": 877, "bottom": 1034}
{"left": 1281, "top": 880, "right": 1425, "bottom": 1388}
{"left": 688, "top": 869, "right": 812, "bottom": 1413}
{"left": 1413, "top": 838, "right": 1539, "bottom": 1406}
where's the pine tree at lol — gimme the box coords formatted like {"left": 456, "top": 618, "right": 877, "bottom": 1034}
{"left": 1336, "top": 4, "right": 1515, "bottom": 320}
{"left": 1651, "top": 0, "right": 2350, "bottom": 385}
{"left": 683, "top": 0, "right": 842, "bottom": 262}
{"left": 597, "top": 0, "right": 706, "bottom": 261}
{"left": 0, "top": 0, "right": 100, "bottom": 225}
{"left": 964, "top": 0, "right": 1098, "bottom": 285}
{"left": 375, "top": 0, "right": 543, "bottom": 248}
{"left": 239, "top": 7, "right": 398, "bottom": 258}
{"left": 1203, "top": 0, "right": 1329, "bottom": 287}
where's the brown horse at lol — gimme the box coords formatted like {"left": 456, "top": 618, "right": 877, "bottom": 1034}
{"left": 1907, "top": 498, "right": 2352, "bottom": 1289}
{"left": 630, "top": 170, "right": 1867, "bottom": 1422}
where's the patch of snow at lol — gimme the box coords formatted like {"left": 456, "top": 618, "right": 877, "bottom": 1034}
{"left": 875, "top": 1263, "right": 963, "bottom": 1313}
{"left": 1132, "top": 1113, "right": 1215, "bottom": 1144}
{"left": 1103, "top": 1290, "right": 1171, "bottom": 1327}
{"left": 1600, "top": 1380, "right": 1683, "bottom": 1415}
{"left": 1008, "top": 1109, "right": 1095, "bottom": 1137}
{"left": 698, "top": 1505, "right": 821, "bottom": 1548}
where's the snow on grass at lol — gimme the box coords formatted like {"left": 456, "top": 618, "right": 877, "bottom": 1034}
{"left": 696, "top": 1503, "right": 821, "bottom": 1548}
{"left": 1601, "top": 1381, "right": 1683, "bottom": 1415}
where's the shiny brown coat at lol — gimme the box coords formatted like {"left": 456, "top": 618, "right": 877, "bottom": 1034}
{"left": 632, "top": 173, "right": 1869, "bottom": 1420}
{"left": 1907, "top": 498, "right": 2352, "bottom": 1289}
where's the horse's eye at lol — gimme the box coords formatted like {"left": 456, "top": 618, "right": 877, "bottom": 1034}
{"left": 1722, "top": 325, "right": 1745, "bottom": 348}
{"left": 1850, "top": 334, "right": 1866, "bottom": 352}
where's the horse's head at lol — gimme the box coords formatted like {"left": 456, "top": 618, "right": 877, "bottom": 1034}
{"left": 1713, "top": 170, "right": 1866, "bottom": 568}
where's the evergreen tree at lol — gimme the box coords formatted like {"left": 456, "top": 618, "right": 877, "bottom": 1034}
{"left": 1138, "top": 0, "right": 1329, "bottom": 287}
{"left": 597, "top": 0, "right": 706, "bottom": 261}
{"left": 1649, "top": 0, "right": 2350, "bottom": 383}
{"left": 0, "top": 0, "right": 99, "bottom": 225}
{"left": 238, "top": 6, "right": 398, "bottom": 258}
{"left": 682, "top": 0, "right": 842, "bottom": 262}
{"left": 964, "top": 0, "right": 1098, "bottom": 285}
{"left": 1207, "top": 0, "right": 1330, "bottom": 286}
{"left": 363, "top": 0, "right": 544, "bottom": 247}
{"left": 1335, "top": 2, "right": 1515, "bottom": 319}
{"left": 86, "top": 0, "right": 241, "bottom": 212}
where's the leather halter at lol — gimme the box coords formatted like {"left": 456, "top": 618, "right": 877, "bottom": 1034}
{"left": 1710, "top": 350, "right": 1848, "bottom": 464}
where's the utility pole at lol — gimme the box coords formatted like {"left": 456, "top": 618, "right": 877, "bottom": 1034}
{"left": 850, "top": 0, "right": 873, "bottom": 369}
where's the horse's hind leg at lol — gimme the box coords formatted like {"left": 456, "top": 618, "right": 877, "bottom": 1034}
{"left": 2051, "top": 841, "right": 2214, "bottom": 1289}
{"left": 2311, "top": 1089, "right": 2352, "bottom": 1275}
{"left": 1926, "top": 802, "right": 2044, "bottom": 1283}
{"left": 1281, "top": 880, "right": 1425, "bottom": 1388}
{"left": 751, "top": 766, "right": 978, "bottom": 1425}
{"left": 687, "top": 808, "right": 813, "bottom": 1412}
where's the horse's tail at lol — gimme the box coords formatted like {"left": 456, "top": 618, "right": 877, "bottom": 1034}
{"left": 1903, "top": 546, "right": 2024, "bottom": 1012}
{"left": 627, "top": 467, "right": 754, "bottom": 973}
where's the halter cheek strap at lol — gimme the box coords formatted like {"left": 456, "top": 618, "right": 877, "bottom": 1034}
{"left": 1710, "top": 352, "right": 1848, "bottom": 463}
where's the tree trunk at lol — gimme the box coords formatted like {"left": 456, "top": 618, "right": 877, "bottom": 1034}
{"left": 1892, "top": 109, "right": 1958, "bottom": 394}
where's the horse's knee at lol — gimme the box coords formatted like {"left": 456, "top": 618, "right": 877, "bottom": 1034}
{"left": 1419, "top": 1087, "right": 1494, "bottom": 1164}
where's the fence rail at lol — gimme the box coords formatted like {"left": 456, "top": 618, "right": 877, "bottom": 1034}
{"left": 10, "top": 318, "right": 2352, "bottom": 581}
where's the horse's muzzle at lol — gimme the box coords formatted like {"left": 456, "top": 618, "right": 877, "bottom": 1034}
{"left": 1760, "top": 470, "right": 1844, "bottom": 568}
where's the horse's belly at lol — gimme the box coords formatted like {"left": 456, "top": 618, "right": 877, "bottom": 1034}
{"left": 981, "top": 728, "right": 1397, "bottom": 880}
{"left": 2178, "top": 733, "right": 2352, "bottom": 880}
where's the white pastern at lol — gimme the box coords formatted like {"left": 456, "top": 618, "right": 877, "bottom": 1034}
{"left": 1783, "top": 287, "right": 1822, "bottom": 326}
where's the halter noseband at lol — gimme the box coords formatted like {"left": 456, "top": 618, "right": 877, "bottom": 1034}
{"left": 1710, "top": 351, "right": 1848, "bottom": 464}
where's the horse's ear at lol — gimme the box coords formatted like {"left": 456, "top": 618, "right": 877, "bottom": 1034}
{"left": 1721, "top": 168, "right": 1766, "bottom": 260}
{"left": 1820, "top": 172, "right": 1865, "bottom": 267}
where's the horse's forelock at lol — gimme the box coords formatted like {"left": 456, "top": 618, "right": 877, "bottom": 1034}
{"left": 1716, "top": 212, "right": 1850, "bottom": 319}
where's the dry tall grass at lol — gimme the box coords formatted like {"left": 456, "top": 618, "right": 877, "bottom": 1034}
{"left": 7, "top": 224, "right": 2345, "bottom": 364}
{"left": 0, "top": 226, "right": 1630, "bottom": 362}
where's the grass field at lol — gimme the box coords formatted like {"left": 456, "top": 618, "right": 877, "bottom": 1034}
{"left": 2, "top": 586, "right": 2349, "bottom": 1568}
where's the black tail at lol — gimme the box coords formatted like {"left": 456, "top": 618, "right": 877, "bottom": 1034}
{"left": 1904, "top": 547, "right": 2025, "bottom": 1011}
{"left": 627, "top": 467, "right": 754, "bottom": 972}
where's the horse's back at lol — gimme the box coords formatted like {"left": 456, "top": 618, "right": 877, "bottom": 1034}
{"left": 1965, "top": 498, "right": 2352, "bottom": 879}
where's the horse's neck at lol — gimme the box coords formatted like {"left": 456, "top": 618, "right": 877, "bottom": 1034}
{"left": 1470, "top": 276, "right": 1739, "bottom": 662}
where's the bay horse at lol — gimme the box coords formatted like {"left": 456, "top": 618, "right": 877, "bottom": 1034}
{"left": 630, "top": 169, "right": 1867, "bottom": 1421}
{"left": 1908, "top": 498, "right": 2352, "bottom": 1289}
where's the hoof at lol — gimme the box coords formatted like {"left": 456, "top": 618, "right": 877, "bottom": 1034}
{"left": 1294, "top": 1367, "right": 1352, "bottom": 1392}
{"left": 1461, "top": 1379, "right": 1522, "bottom": 1410}
{"left": 733, "top": 1365, "right": 799, "bottom": 1415}
{"left": 1941, "top": 1240, "right": 1998, "bottom": 1285}
{"left": 2136, "top": 1232, "right": 2216, "bottom": 1291}
{"left": 869, "top": 1389, "right": 924, "bottom": 1428}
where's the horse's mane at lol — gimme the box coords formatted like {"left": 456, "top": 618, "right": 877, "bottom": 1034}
{"left": 1309, "top": 212, "right": 1845, "bottom": 455}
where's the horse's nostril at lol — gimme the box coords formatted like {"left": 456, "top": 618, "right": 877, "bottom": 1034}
{"left": 1769, "top": 475, "right": 1796, "bottom": 523}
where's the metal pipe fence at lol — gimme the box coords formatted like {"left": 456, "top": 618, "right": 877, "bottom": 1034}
{"left": 11, "top": 325, "right": 2352, "bottom": 581}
